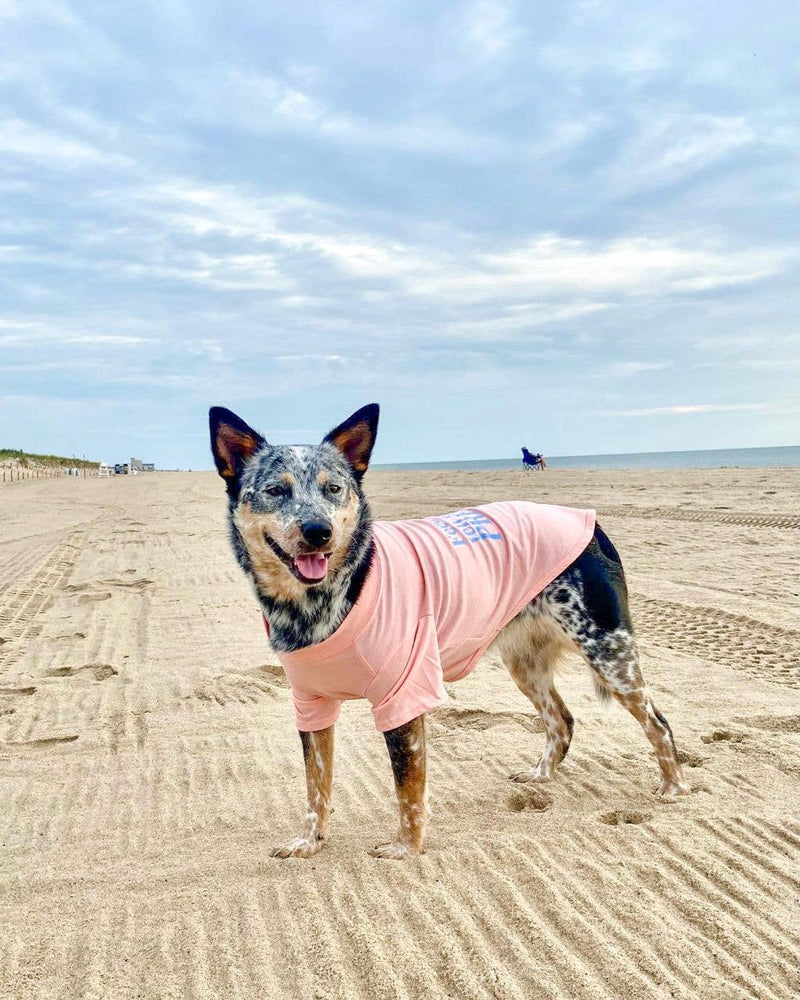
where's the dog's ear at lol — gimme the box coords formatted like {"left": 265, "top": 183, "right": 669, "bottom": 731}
{"left": 209, "top": 407, "right": 266, "bottom": 492}
{"left": 323, "top": 403, "right": 379, "bottom": 479}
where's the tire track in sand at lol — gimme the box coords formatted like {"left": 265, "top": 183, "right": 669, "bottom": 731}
{"left": 631, "top": 595, "right": 799, "bottom": 689}
{"left": 0, "top": 535, "right": 83, "bottom": 669}
{"left": 598, "top": 506, "right": 799, "bottom": 530}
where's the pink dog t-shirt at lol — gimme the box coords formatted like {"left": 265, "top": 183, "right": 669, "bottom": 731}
{"left": 268, "top": 501, "right": 595, "bottom": 733}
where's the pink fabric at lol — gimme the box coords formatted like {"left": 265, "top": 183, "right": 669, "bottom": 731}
{"left": 269, "top": 502, "right": 595, "bottom": 733}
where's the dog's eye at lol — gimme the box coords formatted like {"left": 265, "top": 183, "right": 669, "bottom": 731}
{"left": 265, "top": 485, "right": 285, "bottom": 497}
{"left": 328, "top": 483, "right": 342, "bottom": 494}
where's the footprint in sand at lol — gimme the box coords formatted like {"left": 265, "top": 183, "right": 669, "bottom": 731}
{"left": 430, "top": 706, "right": 545, "bottom": 735}
{"left": 701, "top": 729, "right": 745, "bottom": 744}
{"left": 597, "top": 809, "right": 652, "bottom": 826}
{"left": 99, "top": 577, "right": 154, "bottom": 591}
{"left": 46, "top": 663, "right": 118, "bottom": 681}
{"left": 735, "top": 714, "right": 800, "bottom": 733}
{"left": 259, "top": 663, "right": 289, "bottom": 687}
{"left": 193, "top": 672, "right": 286, "bottom": 705}
{"left": 3, "top": 734, "right": 79, "bottom": 749}
{"left": 77, "top": 592, "right": 112, "bottom": 604}
{"left": 68, "top": 577, "right": 153, "bottom": 604}
{"left": 507, "top": 787, "right": 553, "bottom": 812}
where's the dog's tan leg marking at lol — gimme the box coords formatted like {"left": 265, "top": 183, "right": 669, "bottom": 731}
{"left": 370, "top": 715, "right": 428, "bottom": 860}
{"left": 507, "top": 642, "right": 574, "bottom": 783}
{"left": 612, "top": 688, "right": 690, "bottom": 800}
{"left": 271, "top": 726, "right": 334, "bottom": 859}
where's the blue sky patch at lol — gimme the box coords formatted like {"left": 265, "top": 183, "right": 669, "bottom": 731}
{"left": 0, "top": 2, "right": 796, "bottom": 467}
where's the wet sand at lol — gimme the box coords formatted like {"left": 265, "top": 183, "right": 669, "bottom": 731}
{"left": 0, "top": 466, "right": 797, "bottom": 999}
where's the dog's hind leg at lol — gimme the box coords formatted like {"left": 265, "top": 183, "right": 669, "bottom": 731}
{"left": 545, "top": 527, "right": 690, "bottom": 800}
{"left": 493, "top": 616, "right": 575, "bottom": 783}
{"left": 510, "top": 653, "right": 574, "bottom": 783}
{"left": 577, "top": 629, "right": 689, "bottom": 800}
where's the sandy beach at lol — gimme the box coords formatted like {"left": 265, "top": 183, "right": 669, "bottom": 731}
{"left": 0, "top": 466, "right": 797, "bottom": 1000}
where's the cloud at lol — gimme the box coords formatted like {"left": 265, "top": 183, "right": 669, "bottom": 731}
{"left": 463, "top": 0, "right": 521, "bottom": 61}
{"left": 598, "top": 361, "right": 672, "bottom": 378}
{"left": 0, "top": 1, "right": 796, "bottom": 464}
{"left": 406, "top": 236, "right": 790, "bottom": 302}
{"left": 601, "top": 113, "right": 758, "bottom": 196}
{"left": 179, "top": 66, "right": 517, "bottom": 160}
{"left": 603, "top": 402, "right": 778, "bottom": 417}
{"left": 102, "top": 174, "right": 793, "bottom": 309}
{"left": 0, "top": 118, "right": 130, "bottom": 167}
{"left": 0, "top": 322, "right": 155, "bottom": 347}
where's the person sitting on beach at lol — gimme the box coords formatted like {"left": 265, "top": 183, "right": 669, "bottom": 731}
{"left": 521, "top": 447, "right": 545, "bottom": 471}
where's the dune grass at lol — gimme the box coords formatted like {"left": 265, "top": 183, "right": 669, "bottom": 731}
{"left": 0, "top": 448, "right": 99, "bottom": 469}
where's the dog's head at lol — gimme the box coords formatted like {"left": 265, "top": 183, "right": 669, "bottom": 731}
{"left": 209, "top": 403, "right": 379, "bottom": 601}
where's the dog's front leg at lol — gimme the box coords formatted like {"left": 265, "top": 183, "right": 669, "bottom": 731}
{"left": 370, "top": 715, "right": 428, "bottom": 860}
{"left": 271, "top": 726, "right": 334, "bottom": 859}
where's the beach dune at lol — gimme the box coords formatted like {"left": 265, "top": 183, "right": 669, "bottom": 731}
{"left": 0, "top": 466, "right": 797, "bottom": 999}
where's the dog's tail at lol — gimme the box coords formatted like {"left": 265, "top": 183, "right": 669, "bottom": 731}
{"left": 593, "top": 677, "right": 613, "bottom": 704}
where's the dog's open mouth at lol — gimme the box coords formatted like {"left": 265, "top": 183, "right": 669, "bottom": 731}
{"left": 265, "top": 534, "right": 330, "bottom": 585}
{"left": 292, "top": 552, "right": 329, "bottom": 583}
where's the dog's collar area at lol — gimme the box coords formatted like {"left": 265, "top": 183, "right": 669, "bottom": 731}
{"left": 264, "top": 532, "right": 330, "bottom": 586}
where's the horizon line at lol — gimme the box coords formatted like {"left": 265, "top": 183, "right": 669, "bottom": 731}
{"left": 372, "top": 442, "right": 800, "bottom": 468}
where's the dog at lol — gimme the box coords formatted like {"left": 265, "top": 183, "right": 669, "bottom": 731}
{"left": 210, "top": 403, "right": 689, "bottom": 860}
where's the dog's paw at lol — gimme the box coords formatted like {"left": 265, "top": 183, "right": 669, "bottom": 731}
{"left": 368, "top": 841, "right": 423, "bottom": 861}
{"left": 510, "top": 767, "right": 550, "bottom": 784}
{"left": 270, "top": 836, "right": 324, "bottom": 859}
{"left": 654, "top": 778, "right": 691, "bottom": 801}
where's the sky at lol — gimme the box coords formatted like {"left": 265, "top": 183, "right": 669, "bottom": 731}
{"left": 0, "top": 0, "right": 797, "bottom": 468}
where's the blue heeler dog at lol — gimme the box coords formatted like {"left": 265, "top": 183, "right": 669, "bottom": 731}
{"left": 210, "top": 403, "right": 689, "bottom": 860}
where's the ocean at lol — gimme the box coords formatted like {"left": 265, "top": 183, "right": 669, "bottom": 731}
{"left": 374, "top": 445, "right": 800, "bottom": 473}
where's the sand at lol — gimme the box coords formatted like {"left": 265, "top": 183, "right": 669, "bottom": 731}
{"left": 0, "top": 466, "right": 797, "bottom": 1000}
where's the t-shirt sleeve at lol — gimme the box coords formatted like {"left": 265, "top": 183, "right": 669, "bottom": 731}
{"left": 368, "top": 615, "right": 448, "bottom": 732}
{"left": 291, "top": 687, "right": 341, "bottom": 732}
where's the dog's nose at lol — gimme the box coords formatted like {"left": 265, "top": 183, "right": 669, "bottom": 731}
{"left": 300, "top": 520, "right": 333, "bottom": 548}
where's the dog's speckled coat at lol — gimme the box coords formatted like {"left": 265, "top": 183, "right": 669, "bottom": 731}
{"left": 210, "top": 403, "right": 689, "bottom": 859}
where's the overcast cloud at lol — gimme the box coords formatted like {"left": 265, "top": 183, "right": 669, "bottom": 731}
{"left": 0, "top": 0, "right": 797, "bottom": 466}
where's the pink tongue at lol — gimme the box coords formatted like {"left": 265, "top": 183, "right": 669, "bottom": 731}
{"left": 294, "top": 553, "right": 328, "bottom": 581}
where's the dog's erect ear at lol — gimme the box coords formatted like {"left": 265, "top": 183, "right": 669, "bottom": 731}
{"left": 209, "top": 407, "right": 266, "bottom": 491}
{"left": 323, "top": 403, "right": 379, "bottom": 478}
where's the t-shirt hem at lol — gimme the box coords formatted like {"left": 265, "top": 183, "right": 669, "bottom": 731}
{"left": 292, "top": 706, "right": 341, "bottom": 732}
{"left": 372, "top": 691, "right": 448, "bottom": 733}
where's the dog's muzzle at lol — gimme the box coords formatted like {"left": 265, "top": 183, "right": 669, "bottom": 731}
{"left": 265, "top": 530, "right": 331, "bottom": 585}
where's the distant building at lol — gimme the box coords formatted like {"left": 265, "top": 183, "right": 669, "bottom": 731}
{"left": 142, "top": 463, "right": 155, "bottom": 472}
